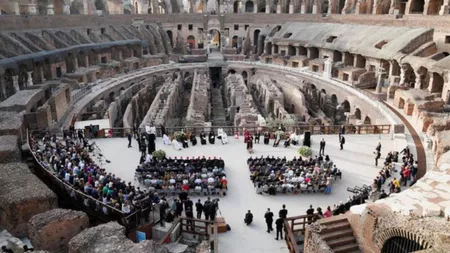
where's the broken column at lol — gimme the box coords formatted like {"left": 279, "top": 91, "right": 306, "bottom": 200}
{"left": 0, "top": 163, "right": 58, "bottom": 237}
{"left": 28, "top": 209, "right": 89, "bottom": 252}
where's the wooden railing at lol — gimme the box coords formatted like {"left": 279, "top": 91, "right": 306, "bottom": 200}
{"left": 158, "top": 217, "right": 218, "bottom": 252}
{"left": 84, "top": 124, "right": 391, "bottom": 138}
{"left": 284, "top": 214, "right": 318, "bottom": 253}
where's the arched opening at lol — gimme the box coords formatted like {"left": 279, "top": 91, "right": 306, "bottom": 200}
{"left": 228, "top": 69, "right": 236, "bottom": 74}
{"left": 299, "top": 46, "right": 307, "bottom": 56}
{"left": 148, "top": 6, "right": 152, "bottom": 13}
{"left": 109, "top": 91, "right": 115, "bottom": 103}
{"left": 381, "top": 236, "right": 425, "bottom": 252}
{"left": 245, "top": 1, "right": 254, "bottom": 12}
{"left": 410, "top": 0, "right": 425, "bottom": 13}
{"left": 309, "top": 47, "right": 319, "bottom": 59}
{"left": 288, "top": 45, "right": 296, "bottom": 56}
{"left": 344, "top": 52, "right": 354, "bottom": 66}
{"left": 111, "top": 47, "right": 121, "bottom": 61}
{"left": 166, "top": 30, "right": 173, "bottom": 47}
{"left": 122, "top": 47, "right": 131, "bottom": 59}
{"left": 65, "top": 53, "right": 76, "bottom": 73}
{"left": 88, "top": 50, "right": 98, "bottom": 65}
{"left": 364, "top": 116, "right": 371, "bottom": 124}
{"left": 232, "top": 36, "right": 238, "bottom": 48}
{"left": 286, "top": 0, "right": 291, "bottom": 13}
{"left": 33, "top": 62, "right": 44, "bottom": 84}
{"left": 77, "top": 51, "right": 87, "bottom": 67}
{"left": 4, "top": 69, "right": 16, "bottom": 97}
{"left": 233, "top": 1, "right": 240, "bottom": 13}
{"left": 187, "top": 35, "right": 196, "bottom": 49}
{"left": 355, "top": 54, "right": 366, "bottom": 68}
{"left": 354, "top": 108, "right": 361, "bottom": 120}
{"left": 265, "top": 42, "right": 272, "bottom": 55}
{"left": 242, "top": 70, "right": 248, "bottom": 84}
{"left": 339, "top": 0, "right": 346, "bottom": 13}
{"left": 273, "top": 44, "right": 279, "bottom": 54}
{"left": 402, "top": 63, "right": 416, "bottom": 88}
{"left": 94, "top": 0, "right": 106, "bottom": 13}
{"left": 333, "top": 51, "right": 343, "bottom": 62}
{"left": 430, "top": 72, "right": 444, "bottom": 93}
{"left": 253, "top": 29, "right": 260, "bottom": 46}
{"left": 391, "top": 60, "right": 400, "bottom": 76}
{"left": 341, "top": 100, "right": 350, "bottom": 112}
{"left": 209, "top": 29, "right": 221, "bottom": 48}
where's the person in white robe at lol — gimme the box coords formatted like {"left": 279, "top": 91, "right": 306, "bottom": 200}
{"left": 163, "top": 134, "right": 171, "bottom": 145}
{"left": 173, "top": 139, "right": 182, "bottom": 150}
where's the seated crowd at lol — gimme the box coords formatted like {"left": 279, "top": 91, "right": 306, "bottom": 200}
{"left": 248, "top": 155, "right": 342, "bottom": 195}
{"left": 136, "top": 156, "right": 228, "bottom": 196}
{"left": 371, "top": 146, "right": 418, "bottom": 199}
{"left": 30, "top": 133, "right": 156, "bottom": 217}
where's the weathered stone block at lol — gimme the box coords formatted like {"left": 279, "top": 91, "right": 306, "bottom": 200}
{"left": 0, "top": 135, "right": 20, "bottom": 163}
{"left": 69, "top": 222, "right": 166, "bottom": 253}
{"left": 0, "top": 163, "right": 57, "bottom": 237}
{"left": 28, "top": 209, "right": 89, "bottom": 252}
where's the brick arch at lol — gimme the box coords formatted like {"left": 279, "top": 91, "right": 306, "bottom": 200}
{"left": 376, "top": 228, "right": 432, "bottom": 250}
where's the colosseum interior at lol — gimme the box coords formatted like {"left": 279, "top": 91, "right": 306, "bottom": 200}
{"left": 1, "top": 0, "right": 450, "bottom": 253}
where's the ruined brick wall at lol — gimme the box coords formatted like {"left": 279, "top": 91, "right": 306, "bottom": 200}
{"left": 48, "top": 85, "right": 71, "bottom": 122}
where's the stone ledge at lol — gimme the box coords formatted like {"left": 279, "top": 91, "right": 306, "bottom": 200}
{"left": 28, "top": 208, "right": 89, "bottom": 252}
{"left": 0, "top": 135, "right": 20, "bottom": 163}
{"left": 0, "top": 163, "right": 58, "bottom": 237}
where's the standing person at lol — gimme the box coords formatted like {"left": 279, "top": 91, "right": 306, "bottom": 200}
{"left": 159, "top": 198, "right": 169, "bottom": 227}
{"left": 319, "top": 139, "right": 326, "bottom": 155}
{"left": 203, "top": 197, "right": 211, "bottom": 220}
{"left": 340, "top": 135, "right": 345, "bottom": 150}
{"left": 185, "top": 207, "right": 194, "bottom": 231}
{"left": 275, "top": 215, "right": 284, "bottom": 240}
{"left": 375, "top": 150, "right": 381, "bottom": 166}
{"left": 306, "top": 205, "right": 315, "bottom": 223}
{"left": 184, "top": 196, "right": 193, "bottom": 215}
{"left": 279, "top": 204, "right": 288, "bottom": 220}
{"left": 127, "top": 132, "right": 132, "bottom": 148}
{"left": 195, "top": 199, "right": 203, "bottom": 219}
{"left": 210, "top": 199, "right": 218, "bottom": 221}
{"left": 339, "top": 125, "right": 345, "bottom": 140}
{"left": 160, "top": 124, "right": 166, "bottom": 137}
{"left": 376, "top": 142, "right": 382, "bottom": 153}
{"left": 265, "top": 208, "right": 274, "bottom": 233}
{"left": 176, "top": 199, "right": 183, "bottom": 217}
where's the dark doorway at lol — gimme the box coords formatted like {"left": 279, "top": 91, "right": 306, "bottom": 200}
{"left": 56, "top": 67, "right": 62, "bottom": 78}
{"left": 381, "top": 236, "right": 425, "bottom": 253}
{"left": 209, "top": 67, "right": 222, "bottom": 88}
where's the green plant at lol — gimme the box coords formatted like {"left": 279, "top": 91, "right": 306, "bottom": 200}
{"left": 152, "top": 150, "right": 166, "bottom": 160}
{"left": 297, "top": 146, "right": 312, "bottom": 158}
{"left": 274, "top": 130, "right": 286, "bottom": 140}
{"left": 174, "top": 131, "right": 186, "bottom": 141}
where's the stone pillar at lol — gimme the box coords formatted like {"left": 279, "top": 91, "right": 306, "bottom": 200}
{"left": 289, "top": 3, "right": 294, "bottom": 13}
{"left": 202, "top": 0, "right": 207, "bottom": 13}
{"left": 27, "top": 71, "right": 33, "bottom": 86}
{"left": 254, "top": 3, "right": 258, "bottom": 13}
{"left": 328, "top": 0, "right": 334, "bottom": 14}
{"left": 301, "top": 2, "right": 306, "bottom": 13}
{"left": 312, "top": 0, "right": 318, "bottom": 13}
{"left": 427, "top": 75, "right": 435, "bottom": 93}
{"left": 399, "top": 67, "right": 406, "bottom": 85}
{"left": 440, "top": 2, "right": 450, "bottom": 15}
{"left": 25, "top": 4, "right": 38, "bottom": 15}
{"left": 12, "top": 76, "right": 19, "bottom": 93}
{"left": 376, "top": 74, "right": 384, "bottom": 93}
{"left": 372, "top": 0, "right": 378, "bottom": 14}
{"left": 277, "top": 4, "right": 281, "bottom": 13}
{"left": 355, "top": 0, "right": 361, "bottom": 14}
{"left": 266, "top": 4, "right": 270, "bottom": 13}
{"left": 323, "top": 58, "right": 333, "bottom": 79}
{"left": 47, "top": 4, "right": 54, "bottom": 15}
{"left": 63, "top": 4, "right": 71, "bottom": 14}
{"left": 414, "top": 72, "right": 422, "bottom": 89}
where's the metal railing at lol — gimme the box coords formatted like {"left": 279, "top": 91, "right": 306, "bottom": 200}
{"left": 85, "top": 124, "right": 390, "bottom": 139}
{"left": 26, "top": 129, "right": 161, "bottom": 231}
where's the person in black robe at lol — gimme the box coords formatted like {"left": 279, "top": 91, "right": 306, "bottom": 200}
{"left": 190, "top": 134, "right": 197, "bottom": 146}
{"left": 148, "top": 132, "right": 156, "bottom": 155}
{"left": 181, "top": 134, "right": 189, "bottom": 148}
{"left": 200, "top": 131, "right": 207, "bottom": 145}
{"left": 255, "top": 132, "right": 261, "bottom": 143}
{"left": 247, "top": 135, "right": 254, "bottom": 153}
{"left": 209, "top": 131, "right": 215, "bottom": 144}
{"left": 264, "top": 133, "right": 270, "bottom": 145}
{"left": 160, "top": 125, "right": 166, "bottom": 137}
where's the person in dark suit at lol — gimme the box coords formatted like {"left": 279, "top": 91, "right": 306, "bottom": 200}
{"left": 195, "top": 199, "right": 203, "bottom": 219}
{"left": 255, "top": 132, "right": 261, "bottom": 143}
{"left": 275, "top": 215, "right": 284, "bottom": 240}
{"left": 127, "top": 132, "right": 132, "bottom": 148}
{"left": 340, "top": 135, "right": 345, "bottom": 150}
{"left": 375, "top": 150, "right": 381, "bottom": 166}
{"left": 264, "top": 133, "right": 270, "bottom": 145}
{"left": 279, "top": 204, "right": 288, "bottom": 220}
{"left": 265, "top": 208, "right": 274, "bottom": 233}
{"left": 319, "top": 139, "right": 326, "bottom": 155}
{"left": 200, "top": 131, "right": 207, "bottom": 145}
{"left": 306, "top": 205, "right": 315, "bottom": 223}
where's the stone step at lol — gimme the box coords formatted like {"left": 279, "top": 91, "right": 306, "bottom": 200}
{"left": 321, "top": 228, "right": 354, "bottom": 241}
{"left": 320, "top": 221, "right": 351, "bottom": 233}
{"left": 327, "top": 235, "right": 356, "bottom": 248}
{"left": 332, "top": 243, "right": 361, "bottom": 253}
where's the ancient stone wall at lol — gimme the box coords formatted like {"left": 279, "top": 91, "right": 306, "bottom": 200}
{"left": 0, "top": 163, "right": 57, "bottom": 237}
{"left": 28, "top": 209, "right": 89, "bottom": 252}
{"left": 186, "top": 69, "right": 210, "bottom": 125}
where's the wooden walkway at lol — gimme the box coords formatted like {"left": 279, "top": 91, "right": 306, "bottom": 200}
{"left": 383, "top": 102, "right": 427, "bottom": 179}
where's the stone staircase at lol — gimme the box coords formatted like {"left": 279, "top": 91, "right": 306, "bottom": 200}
{"left": 210, "top": 88, "right": 227, "bottom": 126}
{"left": 318, "top": 217, "right": 361, "bottom": 253}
